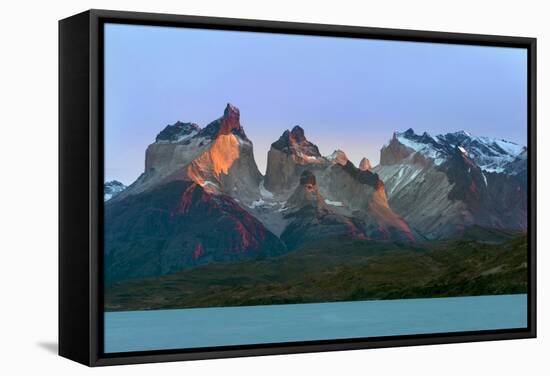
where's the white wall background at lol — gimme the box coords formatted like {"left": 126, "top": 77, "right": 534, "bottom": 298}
{"left": 0, "top": 0, "right": 547, "bottom": 374}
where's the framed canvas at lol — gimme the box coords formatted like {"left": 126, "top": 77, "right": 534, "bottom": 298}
{"left": 59, "top": 9, "right": 537, "bottom": 366}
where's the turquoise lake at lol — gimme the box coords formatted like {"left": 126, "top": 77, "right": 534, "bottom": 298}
{"left": 104, "top": 294, "right": 527, "bottom": 353}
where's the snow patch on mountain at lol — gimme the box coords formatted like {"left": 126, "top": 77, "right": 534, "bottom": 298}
{"left": 199, "top": 180, "right": 220, "bottom": 190}
{"left": 394, "top": 129, "right": 526, "bottom": 174}
{"left": 104, "top": 180, "right": 127, "bottom": 202}
{"left": 395, "top": 132, "right": 445, "bottom": 165}
{"left": 325, "top": 199, "right": 343, "bottom": 207}
{"left": 376, "top": 165, "right": 423, "bottom": 198}
{"left": 259, "top": 180, "right": 274, "bottom": 199}
{"left": 155, "top": 122, "right": 201, "bottom": 143}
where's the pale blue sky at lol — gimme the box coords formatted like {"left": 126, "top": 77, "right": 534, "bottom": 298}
{"left": 104, "top": 23, "right": 527, "bottom": 185}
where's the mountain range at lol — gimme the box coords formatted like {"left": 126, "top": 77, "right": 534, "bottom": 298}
{"left": 104, "top": 103, "right": 527, "bottom": 284}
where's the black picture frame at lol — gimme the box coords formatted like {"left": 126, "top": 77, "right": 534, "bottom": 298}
{"left": 59, "top": 9, "right": 537, "bottom": 367}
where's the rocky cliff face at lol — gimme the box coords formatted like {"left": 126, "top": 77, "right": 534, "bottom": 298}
{"left": 115, "top": 103, "right": 262, "bottom": 205}
{"left": 105, "top": 104, "right": 282, "bottom": 283}
{"left": 281, "top": 170, "right": 366, "bottom": 249}
{"left": 286, "top": 170, "right": 327, "bottom": 209}
{"left": 319, "top": 156, "right": 415, "bottom": 241}
{"left": 264, "top": 126, "right": 329, "bottom": 194}
{"left": 185, "top": 104, "right": 262, "bottom": 202}
{"left": 263, "top": 131, "right": 415, "bottom": 242}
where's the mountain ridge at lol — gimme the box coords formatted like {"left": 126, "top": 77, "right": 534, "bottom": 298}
{"left": 375, "top": 128, "right": 527, "bottom": 238}
{"left": 104, "top": 103, "right": 527, "bottom": 282}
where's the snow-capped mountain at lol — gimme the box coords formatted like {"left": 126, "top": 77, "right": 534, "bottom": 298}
{"left": 387, "top": 128, "right": 526, "bottom": 174}
{"left": 155, "top": 121, "right": 200, "bottom": 143}
{"left": 437, "top": 131, "right": 525, "bottom": 174}
{"left": 115, "top": 103, "right": 262, "bottom": 204}
{"left": 104, "top": 180, "right": 126, "bottom": 201}
{"left": 104, "top": 106, "right": 528, "bottom": 282}
{"left": 375, "top": 128, "right": 527, "bottom": 239}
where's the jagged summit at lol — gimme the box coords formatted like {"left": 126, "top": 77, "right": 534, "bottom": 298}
{"left": 359, "top": 157, "right": 372, "bottom": 171}
{"left": 186, "top": 103, "right": 260, "bottom": 196}
{"left": 220, "top": 103, "right": 242, "bottom": 134}
{"left": 155, "top": 121, "right": 200, "bottom": 143}
{"left": 152, "top": 103, "right": 248, "bottom": 144}
{"left": 197, "top": 103, "right": 249, "bottom": 141}
{"left": 116, "top": 103, "right": 261, "bottom": 201}
{"left": 382, "top": 128, "right": 526, "bottom": 174}
{"left": 289, "top": 125, "right": 306, "bottom": 143}
{"left": 339, "top": 159, "right": 381, "bottom": 188}
{"left": 328, "top": 150, "right": 348, "bottom": 166}
{"left": 375, "top": 128, "right": 527, "bottom": 239}
{"left": 264, "top": 125, "right": 327, "bottom": 193}
{"left": 112, "top": 104, "right": 527, "bottom": 250}
{"left": 403, "top": 128, "right": 415, "bottom": 136}
{"left": 271, "top": 126, "right": 321, "bottom": 158}
{"left": 451, "top": 130, "right": 471, "bottom": 137}
{"left": 224, "top": 102, "right": 239, "bottom": 117}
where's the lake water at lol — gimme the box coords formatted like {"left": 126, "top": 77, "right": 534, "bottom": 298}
{"left": 104, "top": 294, "right": 527, "bottom": 353}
